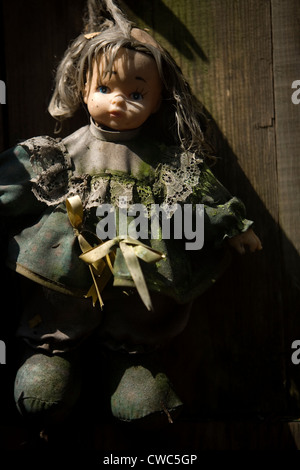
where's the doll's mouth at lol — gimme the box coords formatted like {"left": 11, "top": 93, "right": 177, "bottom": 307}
{"left": 109, "top": 110, "right": 122, "bottom": 117}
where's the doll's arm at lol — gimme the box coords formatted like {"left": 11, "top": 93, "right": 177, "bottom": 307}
{"left": 227, "top": 228, "right": 263, "bottom": 254}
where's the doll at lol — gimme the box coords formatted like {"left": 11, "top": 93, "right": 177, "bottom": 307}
{"left": 0, "top": 0, "right": 262, "bottom": 429}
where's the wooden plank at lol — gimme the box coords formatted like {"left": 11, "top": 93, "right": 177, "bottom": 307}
{"left": 272, "top": 0, "right": 300, "bottom": 410}
{"left": 123, "top": 0, "right": 278, "bottom": 214}
{"left": 2, "top": 0, "right": 87, "bottom": 147}
{"left": 272, "top": 0, "right": 300, "bottom": 254}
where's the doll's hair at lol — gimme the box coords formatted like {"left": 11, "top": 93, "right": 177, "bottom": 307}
{"left": 48, "top": 0, "right": 209, "bottom": 155}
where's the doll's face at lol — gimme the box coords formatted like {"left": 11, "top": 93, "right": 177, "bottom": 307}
{"left": 84, "top": 48, "right": 162, "bottom": 131}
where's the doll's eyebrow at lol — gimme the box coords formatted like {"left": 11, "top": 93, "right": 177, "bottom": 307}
{"left": 135, "top": 76, "right": 146, "bottom": 83}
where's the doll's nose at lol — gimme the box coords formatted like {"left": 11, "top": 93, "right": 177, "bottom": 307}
{"left": 111, "top": 93, "right": 126, "bottom": 106}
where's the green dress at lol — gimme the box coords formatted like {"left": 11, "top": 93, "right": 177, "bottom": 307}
{"left": 0, "top": 120, "right": 252, "bottom": 354}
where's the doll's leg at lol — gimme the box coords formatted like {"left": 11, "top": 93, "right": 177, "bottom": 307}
{"left": 14, "top": 346, "right": 82, "bottom": 424}
{"left": 106, "top": 351, "right": 183, "bottom": 424}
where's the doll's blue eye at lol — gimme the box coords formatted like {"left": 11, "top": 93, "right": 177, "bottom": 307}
{"left": 99, "top": 85, "right": 110, "bottom": 94}
{"left": 130, "top": 92, "right": 143, "bottom": 101}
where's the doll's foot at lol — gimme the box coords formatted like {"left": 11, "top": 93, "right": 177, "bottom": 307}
{"left": 107, "top": 351, "right": 183, "bottom": 424}
{"left": 14, "top": 348, "right": 82, "bottom": 425}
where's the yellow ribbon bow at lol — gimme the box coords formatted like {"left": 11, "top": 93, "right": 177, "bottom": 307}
{"left": 66, "top": 196, "right": 165, "bottom": 311}
{"left": 66, "top": 195, "right": 114, "bottom": 309}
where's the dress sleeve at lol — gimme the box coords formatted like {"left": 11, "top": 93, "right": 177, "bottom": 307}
{"left": 154, "top": 147, "right": 253, "bottom": 250}
{"left": 0, "top": 144, "right": 44, "bottom": 216}
{"left": 195, "top": 163, "right": 253, "bottom": 247}
{"left": 0, "top": 136, "right": 72, "bottom": 217}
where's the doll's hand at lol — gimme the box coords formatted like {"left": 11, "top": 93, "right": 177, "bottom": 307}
{"left": 227, "top": 228, "right": 263, "bottom": 255}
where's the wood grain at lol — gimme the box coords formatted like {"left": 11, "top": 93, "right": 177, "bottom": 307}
{"left": 0, "top": 0, "right": 300, "bottom": 448}
{"left": 2, "top": 0, "right": 87, "bottom": 148}
{"left": 272, "top": 0, "right": 300, "bottom": 252}
{"left": 271, "top": 0, "right": 300, "bottom": 410}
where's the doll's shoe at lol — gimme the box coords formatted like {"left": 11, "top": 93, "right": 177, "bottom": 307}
{"left": 107, "top": 351, "right": 183, "bottom": 423}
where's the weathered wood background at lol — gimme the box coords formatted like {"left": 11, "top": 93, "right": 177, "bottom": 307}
{"left": 0, "top": 0, "right": 300, "bottom": 450}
